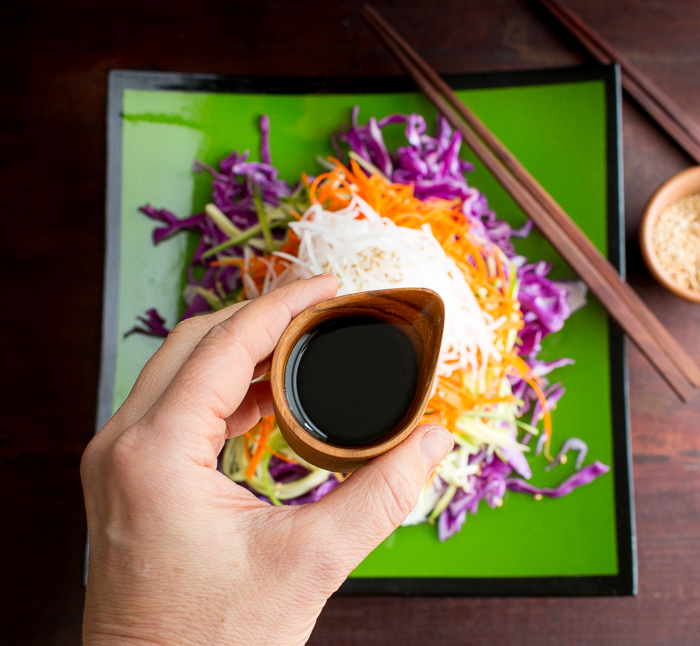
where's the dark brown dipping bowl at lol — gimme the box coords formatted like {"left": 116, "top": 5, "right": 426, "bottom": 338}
{"left": 270, "top": 288, "right": 445, "bottom": 472}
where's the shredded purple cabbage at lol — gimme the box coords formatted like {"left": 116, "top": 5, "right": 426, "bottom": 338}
{"left": 124, "top": 308, "right": 171, "bottom": 338}
{"left": 514, "top": 259, "right": 573, "bottom": 356}
{"left": 510, "top": 357, "right": 574, "bottom": 418}
{"left": 545, "top": 437, "right": 589, "bottom": 471}
{"left": 259, "top": 457, "right": 341, "bottom": 506}
{"left": 505, "top": 461, "right": 610, "bottom": 498}
{"left": 437, "top": 454, "right": 610, "bottom": 541}
{"left": 133, "top": 115, "right": 295, "bottom": 332}
{"left": 285, "top": 478, "right": 340, "bottom": 506}
{"left": 437, "top": 453, "right": 511, "bottom": 541}
{"left": 268, "top": 456, "right": 310, "bottom": 483}
{"left": 334, "top": 107, "right": 539, "bottom": 260}
{"left": 337, "top": 108, "right": 475, "bottom": 200}
{"left": 501, "top": 445, "right": 532, "bottom": 480}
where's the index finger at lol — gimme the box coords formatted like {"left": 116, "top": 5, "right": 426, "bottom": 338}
{"left": 107, "top": 299, "right": 252, "bottom": 435}
{"left": 145, "top": 274, "right": 338, "bottom": 453}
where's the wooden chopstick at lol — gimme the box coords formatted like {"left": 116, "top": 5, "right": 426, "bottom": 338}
{"left": 362, "top": 3, "right": 700, "bottom": 391}
{"left": 361, "top": 4, "right": 699, "bottom": 401}
{"left": 541, "top": 0, "right": 700, "bottom": 145}
{"left": 362, "top": 4, "right": 698, "bottom": 400}
{"left": 540, "top": 0, "right": 700, "bottom": 164}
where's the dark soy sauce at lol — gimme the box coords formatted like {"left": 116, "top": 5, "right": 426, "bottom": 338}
{"left": 286, "top": 316, "right": 420, "bottom": 446}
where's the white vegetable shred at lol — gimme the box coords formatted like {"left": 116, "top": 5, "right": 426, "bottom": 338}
{"left": 266, "top": 194, "right": 504, "bottom": 378}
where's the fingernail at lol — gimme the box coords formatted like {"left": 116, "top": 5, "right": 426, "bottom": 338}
{"left": 419, "top": 425, "right": 454, "bottom": 470}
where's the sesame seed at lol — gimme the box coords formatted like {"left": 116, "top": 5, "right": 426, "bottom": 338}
{"left": 652, "top": 193, "right": 700, "bottom": 292}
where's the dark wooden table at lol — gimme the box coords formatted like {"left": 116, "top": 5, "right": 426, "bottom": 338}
{"left": 3, "top": 0, "right": 700, "bottom": 643}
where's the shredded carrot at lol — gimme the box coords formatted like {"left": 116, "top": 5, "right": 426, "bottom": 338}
{"left": 495, "top": 251, "right": 508, "bottom": 296}
{"left": 270, "top": 449, "right": 296, "bottom": 464}
{"left": 245, "top": 415, "right": 275, "bottom": 479}
{"left": 300, "top": 159, "right": 556, "bottom": 447}
{"left": 244, "top": 158, "right": 553, "bottom": 455}
{"left": 503, "top": 354, "right": 552, "bottom": 457}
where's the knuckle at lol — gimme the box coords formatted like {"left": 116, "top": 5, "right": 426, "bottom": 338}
{"left": 281, "top": 279, "right": 305, "bottom": 302}
{"left": 374, "top": 467, "right": 418, "bottom": 526}
{"left": 169, "top": 315, "right": 207, "bottom": 342}
{"left": 200, "top": 321, "right": 252, "bottom": 358}
{"left": 202, "top": 320, "right": 230, "bottom": 342}
{"left": 256, "top": 324, "right": 278, "bottom": 356}
{"left": 80, "top": 423, "right": 152, "bottom": 488}
{"left": 105, "top": 426, "right": 148, "bottom": 480}
{"left": 204, "top": 322, "right": 261, "bottom": 365}
{"left": 202, "top": 299, "right": 287, "bottom": 362}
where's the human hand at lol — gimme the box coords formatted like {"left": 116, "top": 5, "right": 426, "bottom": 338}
{"left": 81, "top": 274, "right": 453, "bottom": 646}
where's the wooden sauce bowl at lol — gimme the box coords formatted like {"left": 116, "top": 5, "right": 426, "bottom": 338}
{"left": 270, "top": 288, "right": 445, "bottom": 472}
{"left": 640, "top": 166, "right": 700, "bottom": 304}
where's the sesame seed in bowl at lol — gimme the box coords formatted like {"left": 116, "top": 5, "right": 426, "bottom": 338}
{"left": 641, "top": 167, "right": 700, "bottom": 304}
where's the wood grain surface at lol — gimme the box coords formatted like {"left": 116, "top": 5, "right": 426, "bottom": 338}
{"left": 2, "top": 0, "right": 700, "bottom": 644}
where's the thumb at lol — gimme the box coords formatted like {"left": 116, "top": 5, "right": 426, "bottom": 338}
{"left": 303, "top": 423, "right": 453, "bottom": 571}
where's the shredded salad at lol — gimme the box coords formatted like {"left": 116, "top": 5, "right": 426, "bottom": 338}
{"left": 131, "top": 108, "right": 609, "bottom": 541}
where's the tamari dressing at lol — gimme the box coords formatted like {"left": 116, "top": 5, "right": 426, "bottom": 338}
{"left": 285, "top": 316, "right": 419, "bottom": 446}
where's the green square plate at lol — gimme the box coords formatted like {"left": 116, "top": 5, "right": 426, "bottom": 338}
{"left": 100, "top": 66, "right": 635, "bottom": 595}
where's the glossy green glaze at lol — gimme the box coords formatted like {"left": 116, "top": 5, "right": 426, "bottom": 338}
{"left": 115, "top": 78, "right": 617, "bottom": 578}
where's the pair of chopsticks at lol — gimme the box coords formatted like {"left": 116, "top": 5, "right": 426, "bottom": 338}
{"left": 540, "top": 0, "right": 700, "bottom": 165}
{"left": 361, "top": 4, "right": 700, "bottom": 402}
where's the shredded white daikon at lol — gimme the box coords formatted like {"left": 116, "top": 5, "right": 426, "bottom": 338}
{"left": 263, "top": 194, "right": 504, "bottom": 378}
{"left": 401, "top": 477, "right": 445, "bottom": 526}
